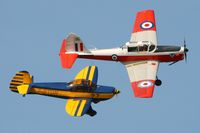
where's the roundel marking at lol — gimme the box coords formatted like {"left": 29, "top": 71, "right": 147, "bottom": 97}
{"left": 111, "top": 54, "right": 118, "bottom": 61}
{"left": 170, "top": 53, "right": 175, "bottom": 58}
{"left": 138, "top": 81, "right": 153, "bottom": 88}
{"left": 140, "top": 21, "right": 154, "bottom": 30}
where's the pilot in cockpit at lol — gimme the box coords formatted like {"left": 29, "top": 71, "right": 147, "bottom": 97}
{"left": 68, "top": 79, "right": 97, "bottom": 92}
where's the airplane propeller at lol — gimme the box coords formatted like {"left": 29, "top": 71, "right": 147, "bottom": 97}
{"left": 183, "top": 38, "right": 189, "bottom": 62}
{"left": 169, "top": 38, "right": 189, "bottom": 66}
{"left": 114, "top": 89, "right": 120, "bottom": 97}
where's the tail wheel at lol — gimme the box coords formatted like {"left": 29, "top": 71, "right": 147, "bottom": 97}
{"left": 155, "top": 79, "right": 162, "bottom": 86}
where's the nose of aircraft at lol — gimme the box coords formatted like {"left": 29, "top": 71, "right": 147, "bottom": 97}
{"left": 183, "top": 39, "right": 189, "bottom": 62}
{"left": 184, "top": 47, "right": 189, "bottom": 53}
{"left": 114, "top": 89, "right": 120, "bottom": 94}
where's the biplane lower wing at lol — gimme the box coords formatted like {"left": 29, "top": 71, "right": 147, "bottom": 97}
{"left": 124, "top": 60, "right": 159, "bottom": 98}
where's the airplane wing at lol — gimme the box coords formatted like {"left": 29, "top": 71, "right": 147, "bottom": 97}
{"left": 130, "top": 10, "right": 157, "bottom": 46}
{"left": 65, "top": 66, "right": 99, "bottom": 117}
{"left": 74, "top": 66, "right": 98, "bottom": 84}
{"left": 65, "top": 98, "right": 93, "bottom": 117}
{"left": 123, "top": 61, "right": 159, "bottom": 98}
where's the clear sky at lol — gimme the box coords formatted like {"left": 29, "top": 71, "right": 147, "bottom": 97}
{"left": 0, "top": 0, "right": 199, "bottom": 133}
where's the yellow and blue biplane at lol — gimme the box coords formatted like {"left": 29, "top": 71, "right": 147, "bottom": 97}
{"left": 9, "top": 66, "right": 120, "bottom": 117}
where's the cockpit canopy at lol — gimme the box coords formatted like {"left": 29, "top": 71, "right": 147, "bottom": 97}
{"left": 68, "top": 79, "right": 97, "bottom": 92}
{"left": 125, "top": 41, "right": 156, "bottom": 52}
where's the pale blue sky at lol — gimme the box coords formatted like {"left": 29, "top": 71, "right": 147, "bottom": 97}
{"left": 0, "top": 0, "right": 199, "bottom": 133}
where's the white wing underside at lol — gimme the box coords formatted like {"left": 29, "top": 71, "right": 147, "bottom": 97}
{"left": 123, "top": 61, "right": 159, "bottom": 82}
{"left": 130, "top": 31, "right": 158, "bottom": 46}
{"left": 123, "top": 61, "right": 159, "bottom": 98}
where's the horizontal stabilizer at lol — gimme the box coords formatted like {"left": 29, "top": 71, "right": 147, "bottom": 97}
{"left": 17, "top": 85, "right": 29, "bottom": 95}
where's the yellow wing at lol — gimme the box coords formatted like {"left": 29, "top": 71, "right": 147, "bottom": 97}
{"left": 74, "top": 66, "right": 98, "bottom": 84}
{"left": 65, "top": 99, "right": 92, "bottom": 117}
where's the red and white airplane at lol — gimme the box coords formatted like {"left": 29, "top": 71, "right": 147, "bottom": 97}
{"left": 59, "top": 10, "right": 188, "bottom": 98}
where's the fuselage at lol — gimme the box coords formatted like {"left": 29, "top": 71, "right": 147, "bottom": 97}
{"left": 78, "top": 43, "right": 185, "bottom": 63}
{"left": 26, "top": 81, "right": 117, "bottom": 100}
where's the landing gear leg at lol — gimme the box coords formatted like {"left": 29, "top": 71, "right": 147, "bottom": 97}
{"left": 87, "top": 106, "right": 97, "bottom": 117}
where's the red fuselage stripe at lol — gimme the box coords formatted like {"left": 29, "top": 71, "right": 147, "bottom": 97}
{"left": 78, "top": 54, "right": 184, "bottom": 62}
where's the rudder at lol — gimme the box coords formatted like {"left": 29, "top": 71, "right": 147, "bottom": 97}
{"left": 59, "top": 33, "right": 90, "bottom": 69}
{"left": 9, "top": 71, "right": 33, "bottom": 94}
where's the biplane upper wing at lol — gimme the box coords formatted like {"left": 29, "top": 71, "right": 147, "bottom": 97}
{"left": 130, "top": 10, "right": 157, "bottom": 46}
{"left": 124, "top": 61, "right": 159, "bottom": 98}
{"left": 65, "top": 98, "right": 92, "bottom": 117}
{"left": 74, "top": 66, "right": 98, "bottom": 84}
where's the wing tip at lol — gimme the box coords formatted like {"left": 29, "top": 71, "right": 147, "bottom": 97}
{"left": 74, "top": 66, "right": 98, "bottom": 84}
{"left": 131, "top": 80, "right": 155, "bottom": 98}
{"left": 133, "top": 9, "right": 156, "bottom": 33}
{"left": 137, "top": 9, "right": 154, "bottom": 14}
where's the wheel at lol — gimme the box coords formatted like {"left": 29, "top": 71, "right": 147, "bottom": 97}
{"left": 155, "top": 79, "right": 162, "bottom": 86}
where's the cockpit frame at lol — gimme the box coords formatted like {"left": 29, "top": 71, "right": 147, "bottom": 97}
{"left": 68, "top": 79, "right": 97, "bottom": 92}
{"left": 126, "top": 41, "right": 156, "bottom": 53}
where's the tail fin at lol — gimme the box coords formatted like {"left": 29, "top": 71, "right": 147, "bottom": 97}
{"left": 59, "top": 33, "right": 89, "bottom": 69}
{"left": 9, "top": 71, "right": 33, "bottom": 95}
